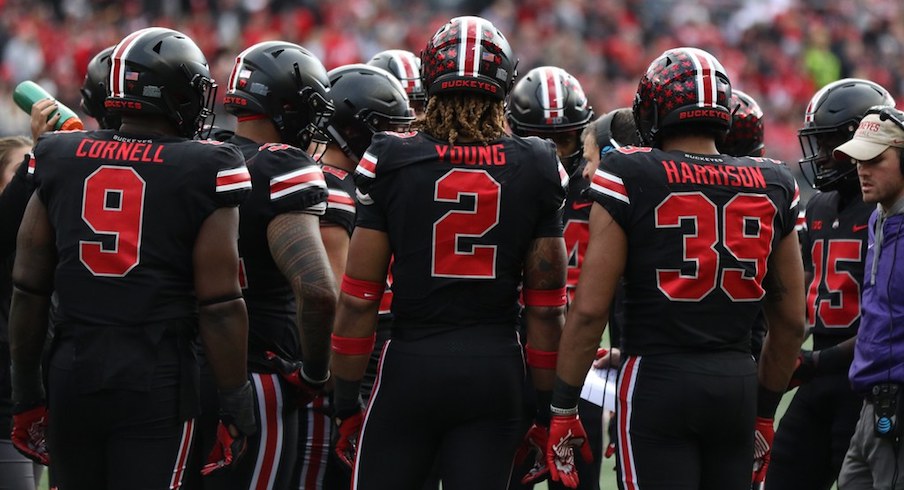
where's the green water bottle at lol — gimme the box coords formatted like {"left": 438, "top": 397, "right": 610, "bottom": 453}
{"left": 13, "top": 80, "right": 85, "bottom": 131}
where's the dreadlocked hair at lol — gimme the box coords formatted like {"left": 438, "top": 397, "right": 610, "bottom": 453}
{"left": 416, "top": 93, "right": 505, "bottom": 146}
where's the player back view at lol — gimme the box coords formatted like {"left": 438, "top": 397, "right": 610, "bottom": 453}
{"left": 8, "top": 27, "right": 255, "bottom": 489}
{"left": 329, "top": 15, "right": 569, "bottom": 490}
{"left": 546, "top": 47, "right": 806, "bottom": 489}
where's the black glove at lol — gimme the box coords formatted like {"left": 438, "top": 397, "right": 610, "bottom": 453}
{"left": 264, "top": 351, "right": 327, "bottom": 406}
{"left": 788, "top": 350, "right": 817, "bottom": 389}
{"left": 202, "top": 382, "right": 256, "bottom": 476}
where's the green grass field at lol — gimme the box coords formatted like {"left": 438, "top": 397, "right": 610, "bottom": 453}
{"left": 35, "top": 338, "right": 817, "bottom": 490}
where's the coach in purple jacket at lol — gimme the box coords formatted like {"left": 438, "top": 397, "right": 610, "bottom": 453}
{"left": 833, "top": 106, "right": 904, "bottom": 489}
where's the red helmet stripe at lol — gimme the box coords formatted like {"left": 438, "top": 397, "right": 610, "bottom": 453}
{"left": 689, "top": 48, "right": 716, "bottom": 108}
{"left": 110, "top": 28, "right": 155, "bottom": 98}
{"left": 393, "top": 51, "right": 416, "bottom": 93}
{"left": 459, "top": 18, "right": 481, "bottom": 78}
{"left": 542, "top": 67, "right": 562, "bottom": 119}
{"left": 227, "top": 45, "right": 256, "bottom": 93}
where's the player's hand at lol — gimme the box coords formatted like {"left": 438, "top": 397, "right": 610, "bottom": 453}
{"left": 11, "top": 402, "right": 49, "bottom": 466}
{"left": 752, "top": 417, "right": 774, "bottom": 485}
{"left": 334, "top": 409, "right": 364, "bottom": 469}
{"left": 546, "top": 413, "right": 593, "bottom": 489}
{"left": 514, "top": 422, "right": 550, "bottom": 484}
{"left": 30, "top": 98, "right": 60, "bottom": 142}
{"left": 264, "top": 351, "right": 327, "bottom": 406}
{"left": 202, "top": 421, "right": 248, "bottom": 476}
{"left": 787, "top": 350, "right": 817, "bottom": 390}
{"left": 592, "top": 347, "right": 621, "bottom": 369}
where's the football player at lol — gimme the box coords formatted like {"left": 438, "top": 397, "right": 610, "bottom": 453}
{"left": 196, "top": 41, "right": 336, "bottom": 490}
{"left": 329, "top": 15, "right": 568, "bottom": 490}
{"left": 546, "top": 47, "right": 805, "bottom": 489}
{"left": 367, "top": 49, "right": 427, "bottom": 119}
{"left": 506, "top": 65, "right": 601, "bottom": 490}
{"left": 765, "top": 78, "right": 895, "bottom": 490}
{"left": 297, "top": 63, "right": 414, "bottom": 490}
{"left": 8, "top": 27, "right": 255, "bottom": 488}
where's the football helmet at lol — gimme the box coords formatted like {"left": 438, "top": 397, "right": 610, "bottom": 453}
{"left": 224, "top": 41, "right": 334, "bottom": 149}
{"left": 633, "top": 47, "right": 732, "bottom": 147}
{"left": 106, "top": 27, "right": 217, "bottom": 138}
{"left": 421, "top": 15, "right": 517, "bottom": 101}
{"left": 798, "top": 78, "right": 895, "bottom": 191}
{"left": 80, "top": 46, "right": 120, "bottom": 129}
{"left": 718, "top": 89, "right": 765, "bottom": 157}
{"left": 367, "top": 49, "right": 426, "bottom": 113}
{"left": 506, "top": 66, "right": 593, "bottom": 167}
{"left": 326, "top": 64, "right": 414, "bottom": 161}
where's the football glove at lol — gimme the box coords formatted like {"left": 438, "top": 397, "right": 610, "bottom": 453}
{"left": 11, "top": 402, "right": 49, "bottom": 466}
{"left": 514, "top": 422, "right": 549, "bottom": 484}
{"left": 334, "top": 409, "right": 364, "bottom": 469}
{"left": 202, "top": 382, "right": 256, "bottom": 476}
{"left": 752, "top": 417, "right": 774, "bottom": 485}
{"left": 546, "top": 413, "right": 593, "bottom": 489}
{"left": 264, "top": 351, "right": 327, "bottom": 406}
{"left": 787, "top": 350, "right": 817, "bottom": 390}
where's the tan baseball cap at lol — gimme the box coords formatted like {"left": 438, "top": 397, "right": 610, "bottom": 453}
{"left": 834, "top": 112, "right": 904, "bottom": 163}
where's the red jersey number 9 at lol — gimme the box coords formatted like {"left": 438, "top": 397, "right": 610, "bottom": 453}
{"left": 80, "top": 166, "right": 145, "bottom": 277}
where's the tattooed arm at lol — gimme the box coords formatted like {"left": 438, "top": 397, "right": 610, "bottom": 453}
{"left": 268, "top": 212, "right": 338, "bottom": 380}
{"left": 523, "top": 235, "right": 568, "bottom": 393}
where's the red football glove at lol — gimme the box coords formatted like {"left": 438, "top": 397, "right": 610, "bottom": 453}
{"left": 752, "top": 417, "right": 774, "bottom": 485}
{"left": 334, "top": 410, "right": 364, "bottom": 469}
{"left": 264, "top": 351, "right": 326, "bottom": 406}
{"left": 514, "top": 422, "right": 549, "bottom": 484}
{"left": 201, "top": 421, "right": 249, "bottom": 476}
{"left": 546, "top": 413, "right": 593, "bottom": 489}
{"left": 11, "top": 404, "right": 49, "bottom": 466}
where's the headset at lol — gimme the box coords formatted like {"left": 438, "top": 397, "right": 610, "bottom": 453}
{"left": 871, "top": 105, "right": 904, "bottom": 174}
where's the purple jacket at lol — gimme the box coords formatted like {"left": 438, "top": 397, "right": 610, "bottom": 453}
{"left": 849, "top": 206, "right": 904, "bottom": 394}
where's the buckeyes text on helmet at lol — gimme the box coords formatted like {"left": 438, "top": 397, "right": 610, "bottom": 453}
{"left": 633, "top": 47, "right": 732, "bottom": 147}
{"left": 421, "top": 16, "right": 517, "bottom": 101}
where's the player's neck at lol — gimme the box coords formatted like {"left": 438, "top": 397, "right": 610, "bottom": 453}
{"left": 119, "top": 115, "right": 179, "bottom": 137}
{"left": 660, "top": 135, "right": 719, "bottom": 155}
{"left": 320, "top": 146, "right": 356, "bottom": 172}
{"left": 235, "top": 119, "right": 282, "bottom": 146}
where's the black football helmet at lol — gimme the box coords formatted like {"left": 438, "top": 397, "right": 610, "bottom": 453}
{"left": 633, "top": 47, "right": 732, "bottom": 147}
{"left": 506, "top": 66, "right": 593, "bottom": 167}
{"left": 106, "top": 27, "right": 217, "bottom": 138}
{"left": 798, "top": 78, "right": 895, "bottom": 192}
{"left": 80, "top": 46, "right": 120, "bottom": 129}
{"left": 224, "top": 41, "right": 333, "bottom": 149}
{"left": 326, "top": 64, "right": 414, "bottom": 162}
{"left": 718, "top": 89, "right": 765, "bottom": 157}
{"left": 367, "top": 49, "right": 426, "bottom": 114}
{"left": 421, "top": 15, "right": 517, "bottom": 101}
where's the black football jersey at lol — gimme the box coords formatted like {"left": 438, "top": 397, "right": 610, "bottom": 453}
{"left": 563, "top": 160, "right": 592, "bottom": 302}
{"left": 321, "top": 164, "right": 356, "bottom": 236}
{"left": 33, "top": 130, "right": 249, "bottom": 327}
{"left": 799, "top": 191, "right": 873, "bottom": 346}
{"left": 355, "top": 132, "right": 567, "bottom": 330}
{"left": 588, "top": 147, "right": 800, "bottom": 355}
{"left": 229, "top": 136, "right": 328, "bottom": 359}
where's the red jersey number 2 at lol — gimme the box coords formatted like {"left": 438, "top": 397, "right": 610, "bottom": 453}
{"left": 80, "top": 166, "right": 145, "bottom": 277}
{"left": 431, "top": 169, "right": 501, "bottom": 278}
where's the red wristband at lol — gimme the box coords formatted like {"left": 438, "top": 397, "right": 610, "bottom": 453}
{"left": 331, "top": 333, "right": 377, "bottom": 356}
{"left": 522, "top": 287, "right": 567, "bottom": 307}
{"left": 341, "top": 275, "right": 384, "bottom": 301}
{"left": 525, "top": 344, "right": 558, "bottom": 369}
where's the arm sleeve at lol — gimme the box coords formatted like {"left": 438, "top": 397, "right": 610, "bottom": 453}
{"left": 264, "top": 146, "right": 328, "bottom": 216}
{"left": 353, "top": 135, "right": 388, "bottom": 232}
{"left": 584, "top": 151, "right": 634, "bottom": 230}
{"left": 210, "top": 144, "right": 251, "bottom": 208}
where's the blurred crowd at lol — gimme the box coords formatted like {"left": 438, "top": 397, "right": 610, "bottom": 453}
{"left": 0, "top": 0, "right": 902, "bottom": 190}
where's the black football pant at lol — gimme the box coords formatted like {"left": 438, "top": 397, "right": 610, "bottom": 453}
{"left": 47, "top": 338, "right": 194, "bottom": 490}
{"left": 615, "top": 352, "right": 756, "bottom": 490}
{"left": 765, "top": 373, "right": 863, "bottom": 489}
{"left": 353, "top": 326, "right": 525, "bottom": 490}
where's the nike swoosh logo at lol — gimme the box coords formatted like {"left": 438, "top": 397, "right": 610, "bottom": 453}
{"left": 572, "top": 201, "right": 593, "bottom": 210}
{"left": 852, "top": 224, "right": 870, "bottom": 232}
